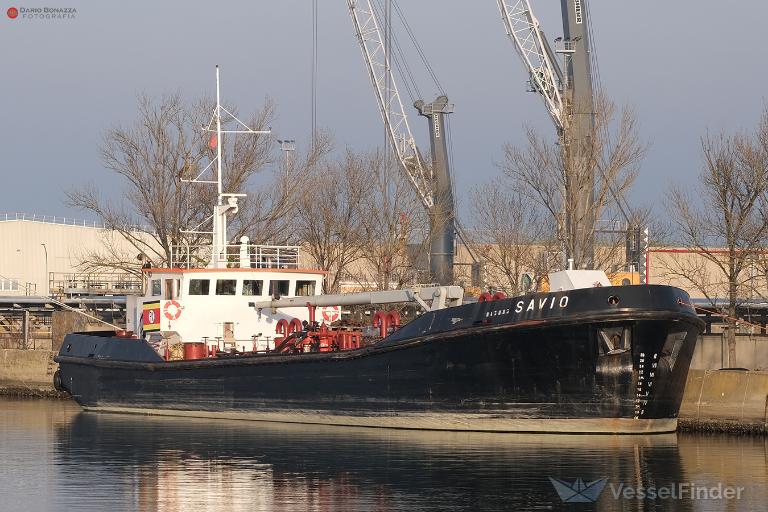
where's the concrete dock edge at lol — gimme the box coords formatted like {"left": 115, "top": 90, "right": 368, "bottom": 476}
{"left": 0, "top": 349, "right": 61, "bottom": 397}
{"left": 679, "top": 369, "right": 768, "bottom": 434}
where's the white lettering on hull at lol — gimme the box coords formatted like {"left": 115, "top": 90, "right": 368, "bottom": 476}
{"left": 487, "top": 294, "right": 569, "bottom": 319}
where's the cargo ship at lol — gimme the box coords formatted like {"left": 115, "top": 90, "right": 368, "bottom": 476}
{"left": 53, "top": 68, "right": 703, "bottom": 434}
{"left": 55, "top": 276, "right": 701, "bottom": 433}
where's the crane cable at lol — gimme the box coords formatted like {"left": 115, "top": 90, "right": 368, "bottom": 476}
{"left": 371, "top": 0, "right": 456, "bottom": 189}
{"left": 584, "top": 0, "right": 634, "bottom": 226}
{"left": 371, "top": 0, "right": 470, "bottom": 263}
{"left": 382, "top": 0, "right": 392, "bottom": 171}
{"left": 390, "top": 0, "right": 445, "bottom": 96}
{"left": 311, "top": 0, "right": 318, "bottom": 147}
{"left": 371, "top": 0, "right": 444, "bottom": 103}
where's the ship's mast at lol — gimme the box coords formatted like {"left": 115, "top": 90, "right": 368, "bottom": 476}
{"left": 212, "top": 65, "right": 229, "bottom": 268}
{"left": 216, "top": 65, "right": 223, "bottom": 199}
{"left": 183, "top": 66, "right": 271, "bottom": 268}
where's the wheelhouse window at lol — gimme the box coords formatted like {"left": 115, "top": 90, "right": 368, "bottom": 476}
{"left": 189, "top": 279, "right": 210, "bottom": 296}
{"left": 151, "top": 279, "right": 161, "bottom": 296}
{"left": 295, "top": 280, "right": 316, "bottom": 296}
{"left": 269, "top": 279, "right": 290, "bottom": 298}
{"left": 242, "top": 280, "right": 263, "bottom": 296}
{"left": 216, "top": 279, "right": 237, "bottom": 296}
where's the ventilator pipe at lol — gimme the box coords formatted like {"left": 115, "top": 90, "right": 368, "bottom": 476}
{"left": 275, "top": 319, "right": 289, "bottom": 336}
{"left": 387, "top": 310, "right": 401, "bottom": 329}
{"left": 307, "top": 302, "right": 318, "bottom": 327}
{"left": 306, "top": 303, "right": 317, "bottom": 325}
{"left": 288, "top": 318, "right": 303, "bottom": 335}
{"left": 372, "top": 310, "right": 389, "bottom": 338}
{"left": 492, "top": 291, "right": 508, "bottom": 301}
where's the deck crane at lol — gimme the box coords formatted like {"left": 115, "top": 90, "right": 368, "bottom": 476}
{"left": 347, "top": 0, "right": 465, "bottom": 286}
{"left": 496, "top": 0, "right": 597, "bottom": 269}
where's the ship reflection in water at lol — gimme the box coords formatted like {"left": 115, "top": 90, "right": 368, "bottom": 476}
{"left": 2, "top": 399, "right": 767, "bottom": 511}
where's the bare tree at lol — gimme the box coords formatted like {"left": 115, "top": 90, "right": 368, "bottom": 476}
{"left": 352, "top": 150, "right": 429, "bottom": 291}
{"left": 294, "top": 151, "right": 368, "bottom": 293}
{"left": 231, "top": 131, "right": 333, "bottom": 246}
{"left": 68, "top": 93, "right": 286, "bottom": 272}
{"left": 501, "top": 94, "right": 646, "bottom": 271}
{"left": 72, "top": 231, "right": 154, "bottom": 279}
{"left": 468, "top": 180, "right": 558, "bottom": 293}
{"left": 664, "top": 111, "right": 768, "bottom": 365}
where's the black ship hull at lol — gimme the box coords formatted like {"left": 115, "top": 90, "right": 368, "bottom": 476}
{"left": 55, "top": 285, "right": 703, "bottom": 433}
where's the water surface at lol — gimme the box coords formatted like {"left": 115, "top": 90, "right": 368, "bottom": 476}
{"left": 1, "top": 398, "right": 766, "bottom": 511}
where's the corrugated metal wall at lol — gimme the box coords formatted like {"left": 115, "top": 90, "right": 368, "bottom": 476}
{"left": 0, "top": 220, "right": 134, "bottom": 295}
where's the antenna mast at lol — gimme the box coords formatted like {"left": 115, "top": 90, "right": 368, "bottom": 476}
{"left": 216, "top": 65, "right": 223, "bottom": 199}
{"left": 182, "top": 66, "right": 271, "bottom": 268}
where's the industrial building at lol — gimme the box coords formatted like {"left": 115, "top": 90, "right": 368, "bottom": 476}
{"left": 0, "top": 214, "right": 138, "bottom": 349}
{"left": 0, "top": 213, "right": 143, "bottom": 296}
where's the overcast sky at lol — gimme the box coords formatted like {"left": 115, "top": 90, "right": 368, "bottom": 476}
{"left": 2, "top": 1, "right": 766, "bottom": 222}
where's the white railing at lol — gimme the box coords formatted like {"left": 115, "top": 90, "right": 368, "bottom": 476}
{"left": 0, "top": 213, "right": 154, "bottom": 233}
{"left": 1, "top": 212, "right": 104, "bottom": 227}
{"left": 172, "top": 244, "right": 301, "bottom": 269}
{"left": 49, "top": 272, "right": 143, "bottom": 297}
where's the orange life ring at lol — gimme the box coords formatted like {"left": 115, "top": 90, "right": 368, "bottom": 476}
{"left": 164, "top": 300, "right": 182, "bottom": 321}
{"left": 321, "top": 305, "right": 341, "bottom": 323}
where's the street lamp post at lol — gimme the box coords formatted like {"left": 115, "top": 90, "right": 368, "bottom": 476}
{"left": 277, "top": 139, "right": 296, "bottom": 180}
{"left": 40, "top": 242, "right": 48, "bottom": 297}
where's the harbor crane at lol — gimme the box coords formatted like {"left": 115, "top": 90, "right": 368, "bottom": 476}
{"left": 496, "top": 0, "right": 597, "bottom": 269}
{"left": 497, "top": 0, "right": 648, "bottom": 280}
{"left": 347, "top": 0, "right": 464, "bottom": 286}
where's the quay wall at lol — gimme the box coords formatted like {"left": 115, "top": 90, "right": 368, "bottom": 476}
{"left": 0, "top": 349, "right": 59, "bottom": 396}
{"left": 692, "top": 334, "right": 768, "bottom": 371}
{"left": 679, "top": 369, "right": 768, "bottom": 433}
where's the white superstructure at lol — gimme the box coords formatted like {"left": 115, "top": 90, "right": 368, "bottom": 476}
{"left": 126, "top": 260, "right": 324, "bottom": 352}
{"left": 125, "top": 67, "right": 326, "bottom": 354}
